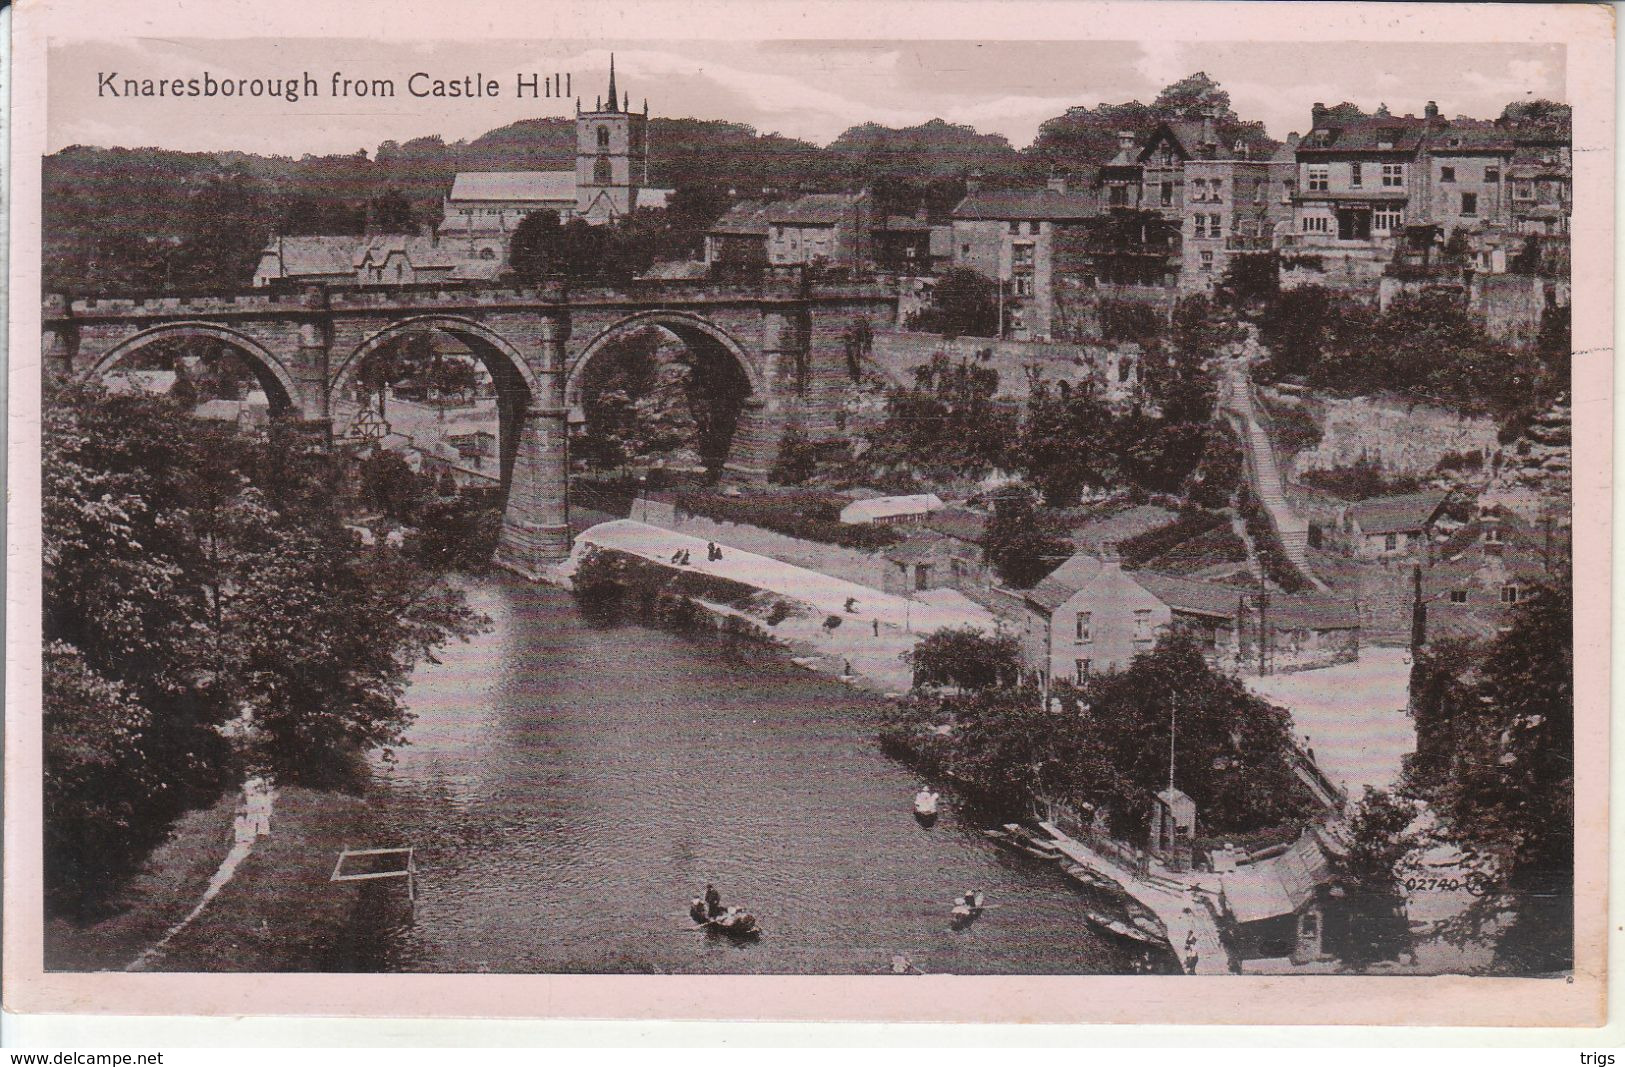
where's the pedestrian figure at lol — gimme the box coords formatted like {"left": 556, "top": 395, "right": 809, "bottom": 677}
{"left": 712, "top": 544, "right": 723, "bottom": 561}
{"left": 1185, "top": 950, "right": 1199, "bottom": 973}
{"left": 872, "top": 618, "right": 880, "bottom": 637}
{"left": 844, "top": 596, "right": 857, "bottom": 613}
{"left": 844, "top": 659, "right": 852, "bottom": 677}
{"left": 671, "top": 549, "right": 683, "bottom": 564}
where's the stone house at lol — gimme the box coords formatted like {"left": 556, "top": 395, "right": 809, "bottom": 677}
{"left": 1018, "top": 552, "right": 1359, "bottom": 684}
{"left": 1179, "top": 146, "right": 1296, "bottom": 291}
{"left": 839, "top": 492, "right": 944, "bottom": 527}
{"left": 949, "top": 176, "right": 1100, "bottom": 340}
{"left": 1420, "top": 505, "right": 1557, "bottom": 643}
{"left": 253, "top": 234, "right": 506, "bottom": 288}
{"left": 703, "top": 200, "right": 771, "bottom": 269}
{"left": 1337, "top": 489, "right": 1452, "bottom": 560}
{"left": 1216, "top": 823, "right": 1347, "bottom": 966}
{"left": 880, "top": 505, "right": 996, "bottom": 598}
{"left": 872, "top": 210, "right": 937, "bottom": 273}
{"left": 766, "top": 192, "right": 873, "bottom": 269}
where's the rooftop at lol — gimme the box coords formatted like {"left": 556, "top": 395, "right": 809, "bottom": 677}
{"left": 448, "top": 170, "right": 577, "bottom": 203}
{"left": 707, "top": 200, "right": 771, "bottom": 236}
{"left": 1346, "top": 490, "right": 1451, "bottom": 535}
{"left": 768, "top": 192, "right": 867, "bottom": 226}
{"left": 1025, "top": 553, "right": 1104, "bottom": 612}
{"left": 952, "top": 187, "right": 1099, "bottom": 221}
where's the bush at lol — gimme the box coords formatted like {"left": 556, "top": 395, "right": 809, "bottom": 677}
{"left": 769, "top": 428, "right": 820, "bottom": 486}
{"left": 1259, "top": 396, "right": 1323, "bottom": 457}
{"left": 671, "top": 489, "right": 900, "bottom": 551}
{"left": 1182, "top": 422, "right": 1243, "bottom": 509}
{"left": 1299, "top": 457, "right": 1423, "bottom": 501}
{"left": 1237, "top": 483, "right": 1308, "bottom": 593}
{"left": 1117, "top": 509, "right": 1228, "bottom": 568}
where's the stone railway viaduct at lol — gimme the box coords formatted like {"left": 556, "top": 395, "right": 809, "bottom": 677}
{"left": 42, "top": 269, "right": 900, "bottom": 576}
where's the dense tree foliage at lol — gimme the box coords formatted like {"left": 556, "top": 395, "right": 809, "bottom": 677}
{"left": 43, "top": 383, "right": 484, "bottom": 913}
{"left": 906, "top": 268, "right": 1001, "bottom": 338}
{"left": 1335, "top": 787, "right": 1423, "bottom": 969}
{"left": 887, "top": 634, "right": 1315, "bottom": 835}
{"left": 864, "top": 351, "right": 1015, "bottom": 478}
{"left": 1258, "top": 285, "right": 1560, "bottom": 417}
{"left": 982, "top": 488, "right": 1072, "bottom": 589}
{"left": 1405, "top": 576, "right": 1574, "bottom": 973}
{"left": 904, "top": 627, "right": 1022, "bottom": 691}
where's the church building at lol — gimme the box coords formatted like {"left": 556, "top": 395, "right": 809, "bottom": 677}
{"left": 438, "top": 57, "right": 673, "bottom": 248}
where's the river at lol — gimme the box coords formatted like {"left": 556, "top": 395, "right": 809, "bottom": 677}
{"left": 353, "top": 573, "right": 1136, "bottom": 975}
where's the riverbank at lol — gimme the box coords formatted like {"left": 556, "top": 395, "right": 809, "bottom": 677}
{"left": 46, "top": 787, "right": 387, "bottom": 972}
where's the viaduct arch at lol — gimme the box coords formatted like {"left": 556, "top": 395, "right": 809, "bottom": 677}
{"left": 42, "top": 273, "right": 900, "bottom": 577}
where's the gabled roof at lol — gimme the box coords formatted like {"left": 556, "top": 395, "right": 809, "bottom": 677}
{"left": 261, "top": 235, "right": 358, "bottom": 276}
{"left": 1130, "top": 570, "right": 1244, "bottom": 621}
{"left": 707, "top": 200, "right": 770, "bottom": 236}
{"left": 448, "top": 171, "right": 577, "bottom": 203}
{"left": 1297, "top": 117, "right": 1428, "bottom": 155}
{"left": 1346, "top": 490, "right": 1450, "bottom": 535}
{"left": 1429, "top": 124, "right": 1516, "bottom": 153}
{"left": 1222, "top": 828, "right": 1334, "bottom": 924}
{"left": 923, "top": 505, "right": 990, "bottom": 544}
{"left": 1267, "top": 593, "right": 1361, "bottom": 631}
{"left": 952, "top": 188, "right": 1098, "bottom": 221}
{"left": 768, "top": 192, "right": 866, "bottom": 226}
{"left": 1025, "top": 553, "right": 1103, "bottom": 612}
{"left": 1137, "top": 121, "right": 1211, "bottom": 163}
{"left": 840, "top": 493, "right": 944, "bottom": 522}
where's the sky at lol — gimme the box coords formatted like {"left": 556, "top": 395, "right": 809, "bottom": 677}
{"left": 49, "top": 38, "right": 1566, "bottom": 157}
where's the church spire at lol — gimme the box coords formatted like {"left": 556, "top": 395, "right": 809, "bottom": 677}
{"left": 606, "top": 54, "right": 619, "bottom": 112}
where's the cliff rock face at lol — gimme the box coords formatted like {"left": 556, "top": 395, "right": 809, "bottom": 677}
{"left": 1483, "top": 395, "right": 1571, "bottom": 524}
{"left": 1287, "top": 394, "right": 1501, "bottom": 479}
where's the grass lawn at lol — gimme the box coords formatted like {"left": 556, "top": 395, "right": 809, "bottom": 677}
{"left": 46, "top": 787, "right": 389, "bottom": 973}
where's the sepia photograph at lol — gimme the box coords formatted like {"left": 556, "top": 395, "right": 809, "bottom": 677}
{"left": 4, "top": 0, "right": 1612, "bottom": 1031}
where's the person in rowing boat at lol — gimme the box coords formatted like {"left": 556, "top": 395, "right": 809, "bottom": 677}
{"left": 704, "top": 883, "right": 723, "bottom": 919}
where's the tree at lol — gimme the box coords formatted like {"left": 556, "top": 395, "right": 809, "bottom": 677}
{"left": 1019, "top": 380, "right": 1116, "bottom": 506}
{"left": 1335, "top": 787, "right": 1422, "bottom": 969}
{"left": 769, "top": 427, "right": 819, "bottom": 486}
{"left": 508, "top": 208, "right": 563, "bottom": 282}
{"left": 912, "top": 268, "right": 1000, "bottom": 339}
{"left": 904, "top": 626, "right": 1021, "bottom": 691}
{"left": 1407, "top": 576, "right": 1574, "bottom": 974}
{"left": 983, "top": 488, "right": 1070, "bottom": 589}
{"left": 369, "top": 188, "right": 417, "bottom": 233}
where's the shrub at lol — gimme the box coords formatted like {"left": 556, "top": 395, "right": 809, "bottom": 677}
{"left": 671, "top": 489, "right": 900, "bottom": 551}
{"left": 1435, "top": 450, "right": 1484, "bottom": 474}
{"left": 1237, "top": 483, "right": 1308, "bottom": 593}
{"left": 769, "top": 427, "right": 820, "bottom": 486}
{"left": 1299, "top": 457, "right": 1423, "bottom": 501}
{"left": 1117, "top": 509, "right": 1228, "bottom": 567}
{"left": 1259, "top": 396, "right": 1323, "bottom": 457}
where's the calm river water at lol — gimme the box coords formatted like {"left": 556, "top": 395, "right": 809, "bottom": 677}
{"left": 355, "top": 574, "right": 1132, "bottom": 975}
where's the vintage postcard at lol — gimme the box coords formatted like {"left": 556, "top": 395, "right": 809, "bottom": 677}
{"left": 4, "top": 0, "right": 1613, "bottom": 1029}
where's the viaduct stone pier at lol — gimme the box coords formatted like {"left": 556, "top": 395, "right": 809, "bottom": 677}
{"left": 42, "top": 269, "right": 900, "bottom": 576}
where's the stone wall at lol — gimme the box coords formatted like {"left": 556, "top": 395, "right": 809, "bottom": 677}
{"left": 634, "top": 498, "right": 889, "bottom": 587}
{"left": 868, "top": 331, "right": 1138, "bottom": 404}
{"left": 1282, "top": 391, "right": 1499, "bottom": 479}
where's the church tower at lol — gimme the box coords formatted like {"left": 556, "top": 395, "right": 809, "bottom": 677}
{"left": 575, "top": 55, "right": 648, "bottom": 223}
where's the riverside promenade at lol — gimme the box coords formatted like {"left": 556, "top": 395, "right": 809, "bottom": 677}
{"left": 562, "top": 519, "right": 996, "bottom": 693}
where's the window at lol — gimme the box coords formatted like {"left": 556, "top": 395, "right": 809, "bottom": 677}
{"left": 1514, "top": 181, "right": 1535, "bottom": 201}
{"left": 1012, "top": 243, "right": 1034, "bottom": 267}
{"left": 961, "top": 243, "right": 971, "bottom": 256}
{"left": 597, "top": 125, "right": 610, "bottom": 148}
{"left": 1301, "top": 215, "right": 1331, "bottom": 234}
{"left": 1012, "top": 275, "right": 1034, "bottom": 296}
{"left": 1210, "top": 179, "right": 1223, "bottom": 200}
{"left": 1028, "top": 221, "right": 1040, "bottom": 235}
{"left": 1254, "top": 180, "right": 1266, "bottom": 204}
{"left": 1200, "top": 250, "right": 1214, "bottom": 272}
{"left": 1210, "top": 214, "right": 1223, "bottom": 237}
{"left": 914, "top": 564, "right": 931, "bottom": 591}
{"left": 1134, "top": 609, "right": 1153, "bottom": 641}
{"left": 1307, "top": 165, "right": 1329, "bottom": 191}
{"left": 1384, "top": 533, "right": 1398, "bottom": 551}
{"left": 1009, "top": 221, "right": 1021, "bottom": 235}
{"left": 1484, "top": 526, "right": 1503, "bottom": 544}
{"left": 1075, "top": 612, "right": 1092, "bottom": 642}
{"left": 1485, "top": 167, "right": 1500, "bottom": 183}
{"left": 593, "top": 157, "right": 612, "bottom": 185}
{"left": 1500, "top": 584, "right": 1520, "bottom": 605}
{"left": 1161, "top": 182, "right": 1174, "bottom": 206}
{"left": 1109, "top": 185, "right": 1129, "bottom": 206}
{"left": 1373, "top": 208, "right": 1404, "bottom": 232}
{"left": 1440, "top": 166, "right": 1456, "bottom": 182}
{"left": 1075, "top": 659, "right": 1092, "bottom": 683}
{"left": 1382, "top": 163, "right": 1405, "bottom": 187}
{"left": 1350, "top": 162, "right": 1363, "bottom": 188}
{"left": 1450, "top": 590, "right": 1468, "bottom": 604}
{"left": 1461, "top": 192, "right": 1478, "bottom": 217}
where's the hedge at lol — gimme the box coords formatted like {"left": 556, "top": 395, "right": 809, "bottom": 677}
{"left": 1117, "top": 509, "right": 1229, "bottom": 567}
{"left": 671, "top": 489, "right": 901, "bottom": 551}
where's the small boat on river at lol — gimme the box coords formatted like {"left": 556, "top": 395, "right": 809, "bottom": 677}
{"left": 689, "top": 898, "right": 762, "bottom": 939}
{"left": 950, "top": 890, "right": 988, "bottom": 925}
{"left": 983, "top": 823, "right": 1064, "bottom": 862}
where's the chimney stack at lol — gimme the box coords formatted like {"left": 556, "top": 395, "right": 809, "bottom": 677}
{"left": 1117, "top": 130, "right": 1137, "bottom": 153}
{"left": 1200, "top": 108, "right": 1217, "bottom": 157}
{"left": 1311, "top": 102, "right": 1328, "bottom": 127}
{"left": 965, "top": 169, "right": 984, "bottom": 194}
{"left": 1424, "top": 100, "right": 1440, "bottom": 122}
{"left": 1048, "top": 173, "right": 1068, "bottom": 194}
